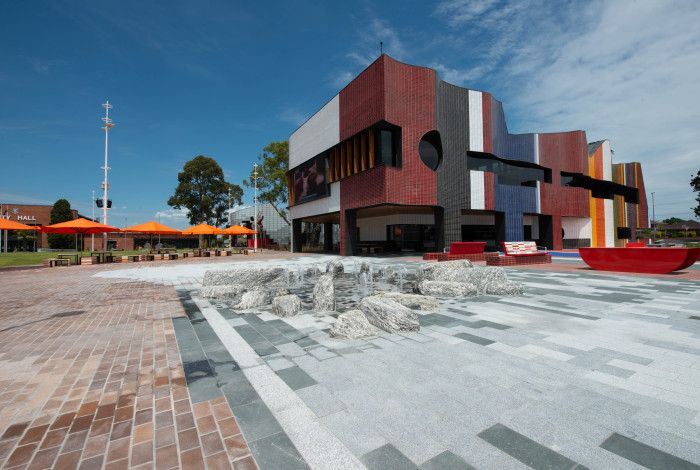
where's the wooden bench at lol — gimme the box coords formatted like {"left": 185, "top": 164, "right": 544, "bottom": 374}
{"left": 167, "top": 253, "right": 178, "bottom": 260}
{"left": 486, "top": 241, "right": 551, "bottom": 266}
{"left": 44, "top": 258, "right": 70, "bottom": 267}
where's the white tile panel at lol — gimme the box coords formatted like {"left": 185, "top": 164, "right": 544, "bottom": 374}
{"left": 289, "top": 95, "right": 340, "bottom": 169}
{"left": 468, "top": 91, "right": 483, "bottom": 152}
{"left": 601, "top": 140, "right": 613, "bottom": 182}
{"left": 604, "top": 199, "right": 615, "bottom": 247}
{"left": 469, "top": 170, "right": 485, "bottom": 210}
{"left": 562, "top": 217, "right": 592, "bottom": 240}
{"left": 289, "top": 182, "right": 340, "bottom": 220}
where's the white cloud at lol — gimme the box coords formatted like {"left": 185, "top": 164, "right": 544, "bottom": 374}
{"left": 278, "top": 108, "right": 309, "bottom": 126}
{"left": 431, "top": 0, "right": 700, "bottom": 219}
{"left": 155, "top": 207, "right": 189, "bottom": 220}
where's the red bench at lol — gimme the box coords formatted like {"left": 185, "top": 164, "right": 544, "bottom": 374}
{"left": 625, "top": 241, "right": 645, "bottom": 248}
{"left": 486, "top": 241, "right": 551, "bottom": 266}
{"left": 422, "top": 242, "right": 488, "bottom": 262}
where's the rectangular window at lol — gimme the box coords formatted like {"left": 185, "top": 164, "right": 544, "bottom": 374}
{"left": 617, "top": 227, "right": 632, "bottom": 239}
{"left": 379, "top": 129, "right": 394, "bottom": 166}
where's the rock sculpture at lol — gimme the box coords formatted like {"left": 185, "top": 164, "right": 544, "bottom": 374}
{"left": 330, "top": 310, "right": 379, "bottom": 339}
{"left": 415, "top": 280, "right": 478, "bottom": 297}
{"left": 313, "top": 274, "right": 335, "bottom": 312}
{"left": 375, "top": 292, "right": 439, "bottom": 311}
{"left": 359, "top": 296, "right": 419, "bottom": 332}
{"left": 199, "top": 285, "right": 247, "bottom": 299}
{"left": 234, "top": 287, "right": 272, "bottom": 309}
{"left": 272, "top": 294, "right": 302, "bottom": 317}
{"left": 203, "top": 267, "right": 287, "bottom": 287}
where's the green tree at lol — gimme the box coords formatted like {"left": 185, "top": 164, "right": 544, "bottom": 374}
{"left": 15, "top": 230, "right": 37, "bottom": 251}
{"left": 244, "top": 141, "right": 290, "bottom": 225}
{"left": 662, "top": 217, "right": 684, "bottom": 225}
{"left": 691, "top": 170, "right": 700, "bottom": 219}
{"left": 48, "top": 198, "right": 74, "bottom": 249}
{"left": 168, "top": 155, "right": 242, "bottom": 226}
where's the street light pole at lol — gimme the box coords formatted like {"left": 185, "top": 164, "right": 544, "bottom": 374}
{"left": 253, "top": 163, "right": 258, "bottom": 253}
{"left": 101, "top": 101, "right": 114, "bottom": 251}
{"left": 228, "top": 187, "right": 233, "bottom": 247}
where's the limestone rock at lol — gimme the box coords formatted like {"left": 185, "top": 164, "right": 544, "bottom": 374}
{"left": 304, "top": 265, "right": 322, "bottom": 277}
{"left": 359, "top": 296, "right": 419, "bottom": 332}
{"left": 313, "top": 274, "right": 335, "bottom": 312}
{"left": 466, "top": 267, "right": 524, "bottom": 296}
{"left": 234, "top": 287, "right": 272, "bottom": 309}
{"left": 420, "top": 260, "right": 474, "bottom": 283}
{"left": 325, "top": 259, "right": 345, "bottom": 277}
{"left": 375, "top": 292, "right": 439, "bottom": 312}
{"left": 272, "top": 294, "right": 302, "bottom": 317}
{"left": 203, "top": 267, "right": 287, "bottom": 287}
{"left": 199, "top": 285, "right": 246, "bottom": 299}
{"left": 415, "top": 280, "right": 477, "bottom": 297}
{"left": 330, "top": 310, "right": 379, "bottom": 339}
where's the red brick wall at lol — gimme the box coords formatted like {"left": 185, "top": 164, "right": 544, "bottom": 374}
{"left": 337, "top": 56, "right": 438, "bottom": 254}
{"left": 0, "top": 204, "right": 79, "bottom": 248}
{"left": 538, "top": 131, "right": 590, "bottom": 250}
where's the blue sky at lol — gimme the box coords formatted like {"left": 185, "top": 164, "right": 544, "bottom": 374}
{"left": 1, "top": 0, "right": 698, "bottom": 228}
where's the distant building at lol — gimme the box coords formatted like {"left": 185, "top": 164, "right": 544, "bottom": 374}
{"left": 228, "top": 203, "right": 290, "bottom": 247}
{"left": 287, "top": 54, "right": 648, "bottom": 254}
{"left": 0, "top": 203, "right": 79, "bottom": 250}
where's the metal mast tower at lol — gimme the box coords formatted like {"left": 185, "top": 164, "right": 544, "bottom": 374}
{"left": 253, "top": 163, "right": 258, "bottom": 252}
{"left": 101, "top": 101, "right": 114, "bottom": 248}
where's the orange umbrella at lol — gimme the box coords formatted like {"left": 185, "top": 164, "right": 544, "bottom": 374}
{"left": 221, "top": 225, "right": 256, "bottom": 235}
{"left": 42, "top": 218, "right": 120, "bottom": 235}
{"left": 123, "top": 221, "right": 181, "bottom": 234}
{"left": 0, "top": 219, "right": 40, "bottom": 231}
{"left": 181, "top": 223, "right": 224, "bottom": 235}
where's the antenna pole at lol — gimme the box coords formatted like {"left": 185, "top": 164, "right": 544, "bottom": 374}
{"left": 380, "top": 41, "right": 383, "bottom": 55}
{"left": 228, "top": 187, "right": 232, "bottom": 246}
{"left": 253, "top": 163, "right": 258, "bottom": 253}
{"left": 91, "top": 190, "right": 95, "bottom": 251}
{"left": 101, "top": 101, "right": 114, "bottom": 251}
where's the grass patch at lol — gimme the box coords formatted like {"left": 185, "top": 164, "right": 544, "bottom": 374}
{"left": 0, "top": 248, "right": 202, "bottom": 267}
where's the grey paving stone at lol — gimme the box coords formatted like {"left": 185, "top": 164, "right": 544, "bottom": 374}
{"left": 595, "top": 364, "right": 636, "bottom": 378}
{"left": 308, "top": 346, "right": 338, "bottom": 360}
{"left": 295, "top": 384, "right": 347, "bottom": 417}
{"left": 220, "top": 370, "right": 260, "bottom": 407}
{"left": 320, "top": 410, "right": 388, "bottom": 457}
{"left": 420, "top": 450, "right": 477, "bottom": 470}
{"left": 265, "top": 356, "right": 296, "bottom": 371}
{"left": 454, "top": 332, "right": 495, "bottom": 346}
{"left": 600, "top": 433, "right": 700, "bottom": 470}
{"left": 478, "top": 423, "right": 585, "bottom": 470}
{"left": 231, "top": 399, "right": 283, "bottom": 442}
{"left": 361, "top": 444, "right": 420, "bottom": 470}
{"left": 276, "top": 341, "right": 308, "bottom": 357}
{"left": 248, "top": 431, "right": 309, "bottom": 470}
{"left": 275, "top": 366, "right": 317, "bottom": 390}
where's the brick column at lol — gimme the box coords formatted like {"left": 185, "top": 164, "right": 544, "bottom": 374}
{"left": 339, "top": 209, "right": 357, "bottom": 256}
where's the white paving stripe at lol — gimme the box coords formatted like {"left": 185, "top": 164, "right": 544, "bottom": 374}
{"left": 191, "top": 295, "right": 365, "bottom": 470}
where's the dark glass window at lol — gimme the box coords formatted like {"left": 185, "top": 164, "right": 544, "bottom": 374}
{"left": 617, "top": 227, "right": 632, "bottom": 239}
{"left": 418, "top": 131, "right": 442, "bottom": 170}
{"left": 467, "top": 153, "right": 549, "bottom": 187}
{"left": 380, "top": 130, "right": 394, "bottom": 166}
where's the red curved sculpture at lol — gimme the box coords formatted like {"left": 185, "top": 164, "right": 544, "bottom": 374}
{"left": 579, "top": 247, "right": 700, "bottom": 274}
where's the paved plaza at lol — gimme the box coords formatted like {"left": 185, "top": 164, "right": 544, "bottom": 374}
{"left": 1, "top": 254, "right": 699, "bottom": 469}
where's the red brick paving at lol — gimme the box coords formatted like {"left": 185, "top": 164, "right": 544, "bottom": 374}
{"left": 0, "top": 257, "right": 268, "bottom": 469}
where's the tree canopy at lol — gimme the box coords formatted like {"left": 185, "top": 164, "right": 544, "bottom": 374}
{"left": 48, "top": 198, "right": 74, "bottom": 249}
{"left": 167, "top": 155, "right": 242, "bottom": 226}
{"left": 662, "top": 217, "right": 685, "bottom": 225}
{"left": 244, "top": 141, "right": 289, "bottom": 225}
{"left": 691, "top": 170, "right": 700, "bottom": 219}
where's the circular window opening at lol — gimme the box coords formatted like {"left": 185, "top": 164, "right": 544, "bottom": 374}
{"left": 419, "top": 130, "right": 442, "bottom": 171}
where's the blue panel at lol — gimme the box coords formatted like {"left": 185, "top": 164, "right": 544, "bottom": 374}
{"left": 495, "top": 184, "right": 537, "bottom": 242}
{"left": 491, "top": 99, "right": 536, "bottom": 164}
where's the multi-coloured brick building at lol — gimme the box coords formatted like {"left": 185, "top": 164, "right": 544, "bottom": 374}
{"left": 287, "top": 55, "right": 648, "bottom": 255}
